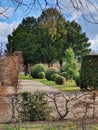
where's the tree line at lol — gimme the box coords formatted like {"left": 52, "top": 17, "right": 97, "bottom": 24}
{"left": 6, "top": 8, "right": 91, "bottom": 74}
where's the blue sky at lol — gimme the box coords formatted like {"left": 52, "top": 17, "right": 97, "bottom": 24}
{"left": 0, "top": 0, "right": 98, "bottom": 52}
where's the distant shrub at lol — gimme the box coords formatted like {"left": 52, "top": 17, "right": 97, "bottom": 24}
{"left": 21, "top": 91, "right": 52, "bottom": 121}
{"left": 30, "top": 64, "right": 47, "bottom": 78}
{"left": 55, "top": 76, "right": 65, "bottom": 85}
{"left": 45, "top": 67, "right": 59, "bottom": 80}
{"left": 38, "top": 72, "right": 45, "bottom": 79}
{"left": 51, "top": 74, "right": 59, "bottom": 81}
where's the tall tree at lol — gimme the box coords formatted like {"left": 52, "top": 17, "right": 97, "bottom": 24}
{"left": 66, "top": 20, "right": 91, "bottom": 61}
{"left": 38, "top": 8, "right": 67, "bottom": 67}
{"left": 6, "top": 10, "right": 91, "bottom": 71}
{"left": 6, "top": 17, "right": 40, "bottom": 75}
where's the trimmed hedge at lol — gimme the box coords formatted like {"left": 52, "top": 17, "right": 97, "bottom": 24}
{"left": 51, "top": 74, "right": 59, "bottom": 81}
{"left": 38, "top": 72, "right": 45, "bottom": 79}
{"left": 80, "top": 55, "right": 98, "bottom": 90}
{"left": 55, "top": 76, "right": 65, "bottom": 85}
{"left": 30, "top": 64, "right": 47, "bottom": 78}
{"left": 45, "top": 67, "right": 59, "bottom": 80}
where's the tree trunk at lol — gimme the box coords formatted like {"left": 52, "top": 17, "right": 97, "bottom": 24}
{"left": 28, "top": 63, "right": 32, "bottom": 76}
{"left": 48, "top": 63, "right": 51, "bottom": 68}
{"left": 24, "top": 64, "right": 28, "bottom": 76}
{"left": 59, "top": 59, "right": 63, "bottom": 70}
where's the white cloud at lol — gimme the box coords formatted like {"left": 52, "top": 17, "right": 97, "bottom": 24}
{"left": 58, "top": 0, "right": 98, "bottom": 23}
{"left": 0, "top": 21, "right": 19, "bottom": 43}
{"left": 90, "top": 35, "right": 98, "bottom": 51}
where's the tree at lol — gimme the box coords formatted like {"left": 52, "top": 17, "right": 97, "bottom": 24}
{"left": 61, "top": 47, "right": 79, "bottom": 80}
{"left": 66, "top": 20, "right": 91, "bottom": 61}
{"left": 39, "top": 9, "right": 91, "bottom": 64}
{"left": 6, "top": 17, "right": 41, "bottom": 75}
{"left": 6, "top": 10, "right": 91, "bottom": 71}
{"left": 38, "top": 8, "right": 67, "bottom": 67}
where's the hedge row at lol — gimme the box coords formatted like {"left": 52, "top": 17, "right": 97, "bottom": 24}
{"left": 80, "top": 55, "right": 98, "bottom": 90}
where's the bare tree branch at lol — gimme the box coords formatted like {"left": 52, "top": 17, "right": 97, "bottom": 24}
{"left": 0, "top": 0, "right": 98, "bottom": 23}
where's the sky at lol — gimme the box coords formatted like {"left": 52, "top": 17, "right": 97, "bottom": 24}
{"left": 0, "top": 0, "right": 98, "bottom": 52}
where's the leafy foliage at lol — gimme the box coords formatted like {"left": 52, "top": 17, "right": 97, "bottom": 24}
{"left": 30, "top": 64, "right": 47, "bottom": 78}
{"left": 45, "top": 67, "right": 59, "bottom": 80}
{"left": 38, "top": 72, "right": 45, "bottom": 79}
{"left": 51, "top": 73, "right": 59, "bottom": 81}
{"left": 60, "top": 72, "right": 67, "bottom": 79}
{"left": 21, "top": 91, "right": 52, "bottom": 121}
{"left": 61, "top": 48, "right": 79, "bottom": 80}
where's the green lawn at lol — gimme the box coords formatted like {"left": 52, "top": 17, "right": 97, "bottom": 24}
{"left": 53, "top": 80, "right": 80, "bottom": 91}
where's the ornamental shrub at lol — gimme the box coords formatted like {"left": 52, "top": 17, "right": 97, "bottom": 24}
{"left": 61, "top": 48, "right": 79, "bottom": 80}
{"left": 38, "top": 72, "right": 45, "bottom": 79}
{"left": 30, "top": 64, "right": 47, "bottom": 78}
{"left": 45, "top": 67, "right": 59, "bottom": 80}
{"left": 55, "top": 76, "right": 65, "bottom": 85}
{"left": 21, "top": 91, "right": 52, "bottom": 121}
{"left": 60, "top": 72, "right": 67, "bottom": 80}
{"left": 51, "top": 74, "right": 59, "bottom": 81}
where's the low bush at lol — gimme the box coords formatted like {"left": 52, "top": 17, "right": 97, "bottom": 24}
{"left": 21, "top": 91, "right": 52, "bottom": 121}
{"left": 51, "top": 74, "right": 59, "bottom": 81}
{"left": 60, "top": 72, "right": 67, "bottom": 79}
{"left": 55, "top": 76, "right": 66, "bottom": 85}
{"left": 45, "top": 67, "right": 59, "bottom": 80}
{"left": 30, "top": 64, "right": 47, "bottom": 78}
{"left": 38, "top": 72, "right": 45, "bottom": 79}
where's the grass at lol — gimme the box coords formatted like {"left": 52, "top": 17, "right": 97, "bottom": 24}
{"left": 39, "top": 79, "right": 56, "bottom": 86}
{"left": 19, "top": 74, "right": 33, "bottom": 80}
{"left": 2, "top": 121, "right": 98, "bottom": 130}
{"left": 1, "top": 121, "right": 77, "bottom": 130}
{"left": 54, "top": 80, "right": 80, "bottom": 91}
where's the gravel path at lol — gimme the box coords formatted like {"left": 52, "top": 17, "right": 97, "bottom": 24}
{"left": 19, "top": 80, "right": 59, "bottom": 93}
